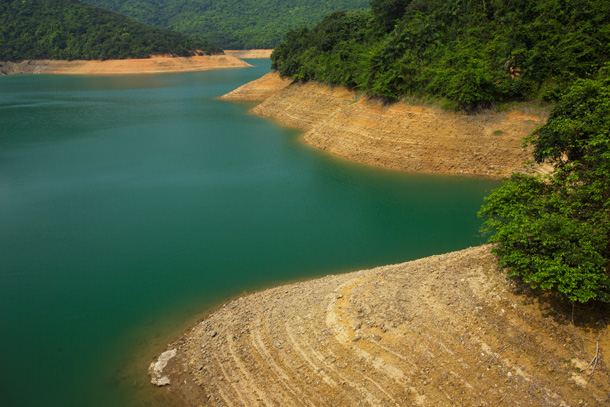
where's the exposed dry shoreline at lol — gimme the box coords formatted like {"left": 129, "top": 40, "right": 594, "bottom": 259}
{"left": 224, "top": 49, "right": 274, "bottom": 59}
{"left": 222, "top": 72, "right": 551, "bottom": 178}
{"left": 0, "top": 54, "right": 251, "bottom": 75}
{"left": 147, "top": 74, "right": 608, "bottom": 406}
{"left": 152, "top": 245, "right": 609, "bottom": 406}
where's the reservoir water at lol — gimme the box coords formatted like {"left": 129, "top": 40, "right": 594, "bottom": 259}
{"left": 0, "top": 60, "right": 498, "bottom": 407}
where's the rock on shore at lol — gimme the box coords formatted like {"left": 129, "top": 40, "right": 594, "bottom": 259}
{"left": 221, "top": 72, "right": 551, "bottom": 178}
{"left": 152, "top": 245, "right": 609, "bottom": 406}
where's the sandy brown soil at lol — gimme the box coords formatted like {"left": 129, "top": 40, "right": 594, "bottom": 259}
{"left": 224, "top": 50, "right": 274, "bottom": 59}
{"left": 0, "top": 54, "right": 251, "bottom": 75}
{"left": 220, "top": 72, "right": 292, "bottom": 101}
{"left": 240, "top": 76, "right": 551, "bottom": 178}
{"left": 151, "top": 245, "right": 609, "bottom": 406}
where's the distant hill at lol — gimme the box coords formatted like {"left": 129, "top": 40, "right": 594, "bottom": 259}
{"left": 82, "top": 0, "right": 371, "bottom": 49}
{"left": 0, "top": 0, "right": 221, "bottom": 62}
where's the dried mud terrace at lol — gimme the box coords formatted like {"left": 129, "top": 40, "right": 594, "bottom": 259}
{"left": 153, "top": 246, "right": 609, "bottom": 406}
{"left": 222, "top": 72, "right": 551, "bottom": 178}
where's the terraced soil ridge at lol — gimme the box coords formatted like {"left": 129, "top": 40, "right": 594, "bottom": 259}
{"left": 220, "top": 72, "right": 292, "bottom": 102}
{"left": 0, "top": 54, "right": 251, "bottom": 75}
{"left": 224, "top": 50, "right": 274, "bottom": 59}
{"left": 224, "top": 73, "right": 551, "bottom": 178}
{"left": 151, "top": 245, "right": 609, "bottom": 406}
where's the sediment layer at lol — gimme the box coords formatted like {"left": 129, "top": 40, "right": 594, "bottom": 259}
{"left": 225, "top": 73, "right": 551, "bottom": 178}
{"left": 0, "top": 54, "right": 251, "bottom": 75}
{"left": 152, "top": 245, "right": 609, "bottom": 406}
{"left": 224, "top": 50, "right": 274, "bottom": 59}
{"left": 220, "top": 72, "right": 292, "bottom": 102}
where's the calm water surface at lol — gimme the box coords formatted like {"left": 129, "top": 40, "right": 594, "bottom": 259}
{"left": 0, "top": 60, "right": 498, "bottom": 406}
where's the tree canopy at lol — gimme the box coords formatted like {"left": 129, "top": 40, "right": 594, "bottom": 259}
{"left": 479, "top": 72, "right": 610, "bottom": 303}
{"left": 82, "top": 0, "right": 371, "bottom": 49}
{"left": 271, "top": 0, "right": 610, "bottom": 109}
{"left": 0, "top": 0, "right": 221, "bottom": 62}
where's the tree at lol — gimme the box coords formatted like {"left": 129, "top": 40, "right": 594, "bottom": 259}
{"left": 370, "top": 0, "right": 411, "bottom": 32}
{"left": 479, "top": 73, "right": 610, "bottom": 303}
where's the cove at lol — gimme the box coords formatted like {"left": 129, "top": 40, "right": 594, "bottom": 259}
{"left": 0, "top": 60, "right": 498, "bottom": 407}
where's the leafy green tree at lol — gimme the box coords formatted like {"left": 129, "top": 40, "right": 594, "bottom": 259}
{"left": 370, "top": 0, "right": 411, "bottom": 32}
{"left": 479, "top": 73, "right": 610, "bottom": 303}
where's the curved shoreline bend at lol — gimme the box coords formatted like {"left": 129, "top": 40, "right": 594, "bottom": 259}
{"left": 149, "top": 75, "right": 608, "bottom": 405}
{"left": 0, "top": 54, "right": 251, "bottom": 75}
{"left": 221, "top": 72, "right": 551, "bottom": 179}
{"left": 151, "top": 245, "right": 609, "bottom": 406}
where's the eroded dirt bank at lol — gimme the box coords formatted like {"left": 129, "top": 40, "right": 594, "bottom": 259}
{"left": 224, "top": 50, "right": 274, "bottom": 59}
{"left": 0, "top": 54, "right": 251, "bottom": 75}
{"left": 220, "top": 72, "right": 292, "bottom": 101}
{"left": 223, "top": 72, "right": 550, "bottom": 178}
{"left": 151, "top": 245, "right": 609, "bottom": 406}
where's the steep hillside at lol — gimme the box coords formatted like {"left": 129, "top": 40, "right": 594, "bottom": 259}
{"left": 272, "top": 0, "right": 610, "bottom": 109}
{"left": 0, "top": 0, "right": 220, "bottom": 62}
{"left": 83, "top": 0, "right": 370, "bottom": 49}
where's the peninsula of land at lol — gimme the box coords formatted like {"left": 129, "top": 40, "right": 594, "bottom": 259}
{"left": 224, "top": 49, "right": 274, "bottom": 59}
{"left": 151, "top": 245, "right": 609, "bottom": 406}
{"left": 0, "top": 54, "right": 251, "bottom": 76}
{"left": 221, "top": 72, "right": 551, "bottom": 178}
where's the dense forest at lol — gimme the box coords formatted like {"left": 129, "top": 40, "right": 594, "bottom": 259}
{"left": 271, "top": 0, "right": 610, "bottom": 109}
{"left": 0, "top": 0, "right": 221, "bottom": 61}
{"left": 83, "top": 0, "right": 370, "bottom": 49}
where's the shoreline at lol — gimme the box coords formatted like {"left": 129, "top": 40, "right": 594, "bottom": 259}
{"left": 221, "top": 72, "right": 552, "bottom": 179}
{"left": 150, "top": 245, "right": 610, "bottom": 406}
{"left": 224, "top": 49, "right": 274, "bottom": 59}
{"left": 0, "top": 54, "right": 251, "bottom": 76}
{"left": 148, "top": 73, "right": 607, "bottom": 406}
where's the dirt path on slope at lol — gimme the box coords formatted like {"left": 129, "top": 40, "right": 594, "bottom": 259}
{"left": 151, "top": 245, "right": 609, "bottom": 406}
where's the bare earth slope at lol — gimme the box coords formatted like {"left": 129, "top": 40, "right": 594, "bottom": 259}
{"left": 220, "top": 72, "right": 292, "bottom": 101}
{"left": 0, "top": 54, "right": 250, "bottom": 75}
{"left": 224, "top": 50, "right": 274, "bottom": 59}
{"left": 222, "top": 72, "right": 550, "bottom": 178}
{"left": 151, "top": 245, "right": 609, "bottom": 406}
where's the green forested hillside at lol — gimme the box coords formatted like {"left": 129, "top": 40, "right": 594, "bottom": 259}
{"left": 0, "top": 0, "right": 221, "bottom": 62}
{"left": 82, "top": 0, "right": 370, "bottom": 49}
{"left": 271, "top": 0, "right": 610, "bottom": 109}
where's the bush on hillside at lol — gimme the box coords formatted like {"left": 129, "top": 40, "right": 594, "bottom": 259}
{"left": 479, "top": 74, "right": 610, "bottom": 303}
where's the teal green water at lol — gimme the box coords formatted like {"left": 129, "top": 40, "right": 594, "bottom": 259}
{"left": 0, "top": 60, "right": 498, "bottom": 407}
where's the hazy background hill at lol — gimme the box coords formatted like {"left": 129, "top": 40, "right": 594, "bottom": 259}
{"left": 0, "top": 0, "right": 220, "bottom": 61}
{"left": 82, "top": 0, "right": 370, "bottom": 49}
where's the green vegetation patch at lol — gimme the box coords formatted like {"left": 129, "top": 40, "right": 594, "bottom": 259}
{"left": 0, "top": 0, "right": 221, "bottom": 62}
{"left": 83, "top": 0, "right": 371, "bottom": 49}
{"left": 479, "top": 72, "right": 610, "bottom": 304}
{"left": 271, "top": 0, "right": 610, "bottom": 110}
